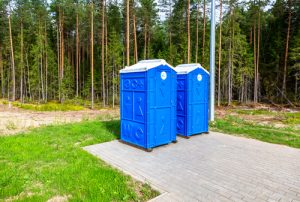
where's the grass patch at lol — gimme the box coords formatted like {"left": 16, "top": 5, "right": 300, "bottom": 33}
{"left": 5, "top": 121, "right": 17, "bottom": 130}
{"left": 11, "top": 101, "right": 85, "bottom": 111}
{"left": 283, "top": 112, "right": 300, "bottom": 125}
{"left": 0, "top": 120, "right": 158, "bottom": 201}
{"left": 211, "top": 115, "right": 300, "bottom": 148}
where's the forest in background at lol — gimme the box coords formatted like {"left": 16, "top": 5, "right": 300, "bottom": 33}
{"left": 0, "top": 0, "right": 299, "bottom": 108}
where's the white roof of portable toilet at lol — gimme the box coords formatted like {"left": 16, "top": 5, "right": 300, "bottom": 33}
{"left": 175, "top": 63, "right": 209, "bottom": 75}
{"left": 120, "top": 59, "right": 174, "bottom": 73}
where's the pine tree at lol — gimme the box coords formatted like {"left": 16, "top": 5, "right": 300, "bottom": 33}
{"left": 217, "top": 0, "right": 222, "bottom": 106}
{"left": 8, "top": 14, "right": 15, "bottom": 101}
{"left": 282, "top": 0, "right": 292, "bottom": 96}
{"left": 90, "top": 2, "right": 94, "bottom": 109}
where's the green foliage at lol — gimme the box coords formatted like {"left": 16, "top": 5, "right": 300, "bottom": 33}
{"left": 0, "top": 120, "right": 159, "bottom": 201}
{"left": 290, "top": 29, "right": 300, "bottom": 100}
{"left": 60, "top": 63, "right": 75, "bottom": 101}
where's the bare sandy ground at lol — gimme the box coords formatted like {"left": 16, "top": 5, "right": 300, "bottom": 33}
{"left": 216, "top": 105, "right": 300, "bottom": 129}
{"left": 1, "top": 103, "right": 298, "bottom": 136}
{"left": 0, "top": 104, "right": 120, "bottom": 136}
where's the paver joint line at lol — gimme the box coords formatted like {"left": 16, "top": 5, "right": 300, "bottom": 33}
{"left": 84, "top": 131, "right": 300, "bottom": 202}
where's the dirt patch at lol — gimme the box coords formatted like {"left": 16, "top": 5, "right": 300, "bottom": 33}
{"left": 0, "top": 104, "right": 119, "bottom": 136}
{"left": 4, "top": 192, "right": 34, "bottom": 202}
{"left": 47, "top": 195, "right": 70, "bottom": 202}
{"left": 216, "top": 104, "right": 300, "bottom": 129}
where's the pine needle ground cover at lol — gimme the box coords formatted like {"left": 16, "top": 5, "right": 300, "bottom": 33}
{"left": 0, "top": 120, "right": 158, "bottom": 201}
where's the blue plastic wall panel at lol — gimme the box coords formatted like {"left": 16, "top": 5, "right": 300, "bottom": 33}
{"left": 176, "top": 75, "right": 187, "bottom": 136}
{"left": 146, "top": 65, "right": 177, "bottom": 148}
{"left": 187, "top": 68, "right": 209, "bottom": 135}
{"left": 120, "top": 65, "right": 177, "bottom": 149}
{"left": 176, "top": 68, "right": 209, "bottom": 137}
{"left": 120, "top": 72, "right": 147, "bottom": 148}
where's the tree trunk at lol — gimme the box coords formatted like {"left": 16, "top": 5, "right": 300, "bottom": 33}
{"left": 61, "top": 10, "right": 64, "bottom": 80}
{"left": 195, "top": 3, "right": 199, "bottom": 63}
{"left": 26, "top": 53, "right": 32, "bottom": 100}
{"left": 228, "top": 42, "right": 232, "bottom": 105}
{"left": 187, "top": 0, "right": 190, "bottom": 63}
{"left": 45, "top": 49, "right": 48, "bottom": 102}
{"left": 230, "top": 10, "right": 234, "bottom": 105}
{"left": 0, "top": 41, "right": 3, "bottom": 98}
{"left": 76, "top": 13, "right": 79, "bottom": 97}
{"left": 20, "top": 21, "right": 24, "bottom": 103}
{"left": 91, "top": 2, "right": 94, "bottom": 109}
{"left": 295, "top": 74, "right": 298, "bottom": 96}
{"left": 253, "top": 22, "right": 257, "bottom": 102}
{"left": 40, "top": 24, "right": 45, "bottom": 102}
{"left": 102, "top": 0, "right": 106, "bottom": 107}
{"left": 106, "top": 71, "right": 109, "bottom": 104}
{"left": 78, "top": 43, "right": 81, "bottom": 96}
{"left": 40, "top": 50, "right": 45, "bottom": 101}
{"left": 256, "top": 6, "right": 260, "bottom": 102}
{"left": 45, "top": 23, "right": 48, "bottom": 102}
{"left": 57, "top": 16, "right": 60, "bottom": 101}
{"left": 217, "top": 0, "right": 222, "bottom": 107}
{"left": 8, "top": 15, "right": 16, "bottom": 101}
{"left": 147, "top": 31, "right": 150, "bottom": 59}
{"left": 126, "top": 0, "right": 130, "bottom": 66}
{"left": 202, "top": 0, "right": 206, "bottom": 65}
{"left": 81, "top": 42, "right": 85, "bottom": 96}
{"left": 228, "top": 8, "right": 233, "bottom": 105}
{"left": 105, "top": 13, "right": 108, "bottom": 105}
{"left": 7, "top": 61, "right": 10, "bottom": 100}
{"left": 112, "top": 64, "right": 115, "bottom": 109}
{"left": 59, "top": 7, "right": 64, "bottom": 102}
{"left": 282, "top": 0, "right": 291, "bottom": 96}
{"left": 241, "top": 75, "right": 244, "bottom": 102}
{"left": 144, "top": 23, "right": 147, "bottom": 59}
{"left": 133, "top": 14, "right": 138, "bottom": 63}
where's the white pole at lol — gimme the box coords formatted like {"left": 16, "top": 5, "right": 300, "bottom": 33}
{"left": 209, "top": 0, "right": 216, "bottom": 121}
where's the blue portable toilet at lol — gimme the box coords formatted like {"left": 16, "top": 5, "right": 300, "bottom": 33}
{"left": 175, "top": 63, "right": 210, "bottom": 137}
{"left": 120, "top": 59, "right": 177, "bottom": 151}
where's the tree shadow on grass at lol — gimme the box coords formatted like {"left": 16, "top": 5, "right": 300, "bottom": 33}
{"left": 102, "top": 120, "right": 120, "bottom": 139}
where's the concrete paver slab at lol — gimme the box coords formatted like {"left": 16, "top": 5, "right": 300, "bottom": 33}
{"left": 84, "top": 132, "right": 300, "bottom": 202}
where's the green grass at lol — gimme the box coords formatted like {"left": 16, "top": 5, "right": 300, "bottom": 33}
{"left": 211, "top": 115, "right": 300, "bottom": 148}
{"left": 0, "top": 120, "right": 159, "bottom": 201}
{"left": 283, "top": 112, "right": 300, "bottom": 125}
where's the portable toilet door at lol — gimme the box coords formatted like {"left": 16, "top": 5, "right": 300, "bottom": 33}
{"left": 120, "top": 59, "right": 177, "bottom": 151}
{"left": 175, "top": 63, "right": 210, "bottom": 137}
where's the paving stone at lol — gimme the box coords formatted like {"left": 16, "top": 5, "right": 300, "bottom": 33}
{"left": 84, "top": 131, "right": 300, "bottom": 201}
